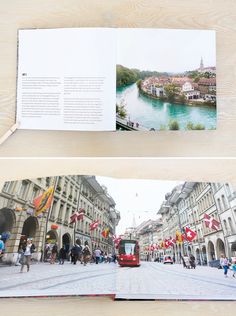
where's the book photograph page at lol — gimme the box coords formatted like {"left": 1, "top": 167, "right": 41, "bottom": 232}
{"left": 0, "top": 176, "right": 235, "bottom": 300}
{"left": 116, "top": 28, "right": 216, "bottom": 131}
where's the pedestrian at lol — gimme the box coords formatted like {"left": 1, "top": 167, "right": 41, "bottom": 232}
{"left": 44, "top": 243, "right": 50, "bottom": 262}
{"left": 219, "top": 254, "right": 225, "bottom": 269}
{"left": 0, "top": 235, "right": 5, "bottom": 258}
{"left": 50, "top": 243, "right": 58, "bottom": 264}
{"left": 189, "top": 254, "right": 196, "bottom": 269}
{"left": 231, "top": 259, "right": 236, "bottom": 278}
{"left": 94, "top": 247, "right": 101, "bottom": 264}
{"left": 82, "top": 245, "right": 91, "bottom": 266}
{"left": 20, "top": 239, "right": 35, "bottom": 272}
{"left": 222, "top": 256, "right": 229, "bottom": 277}
{"left": 70, "top": 243, "right": 82, "bottom": 265}
{"left": 15, "top": 244, "right": 24, "bottom": 266}
{"left": 58, "top": 247, "right": 67, "bottom": 264}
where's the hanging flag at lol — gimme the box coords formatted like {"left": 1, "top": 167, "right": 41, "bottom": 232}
{"left": 176, "top": 231, "right": 184, "bottom": 244}
{"left": 204, "top": 213, "right": 220, "bottom": 230}
{"left": 90, "top": 220, "right": 99, "bottom": 230}
{"left": 184, "top": 227, "right": 197, "bottom": 242}
{"left": 102, "top": 227, "right": 110, "bottom": 238}
{"left": 169, "top": 237, "right": 176, "bottom": 246}
{"left": 78, "top": 208, "right": 85, "bottom": 220}
{"left": 34, "top": 186, "right": 54, "bottom": 216}
{"left": 164, "top": 239, "right": 171, "bottom": 248}
{"left": 70, "top": 211, "right": 79, "bottom": 224}
{"left": 160, "top": 241, "right": 165, "bottom": 249}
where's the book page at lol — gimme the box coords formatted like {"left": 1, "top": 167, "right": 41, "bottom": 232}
{"left": 116, "top": 28, "right": 216, "bottom": 131}
{"left": 16, "top": 28, "right": 116, "bottom": 131}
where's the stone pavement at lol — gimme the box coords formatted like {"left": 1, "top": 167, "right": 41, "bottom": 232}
{"left": 0, "top": 261, "right": 236, "bottom": 299}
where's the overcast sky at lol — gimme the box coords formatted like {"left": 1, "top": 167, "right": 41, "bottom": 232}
{"left": 117, "top": 28, "right": 216, "bottom": 73}
{"left": 96, "top": 176, "right": 182, "bottom": 235}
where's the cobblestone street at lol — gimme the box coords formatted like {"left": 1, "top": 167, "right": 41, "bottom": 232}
{"left": 1, "top": 261, "right": 236, "bottom": 299}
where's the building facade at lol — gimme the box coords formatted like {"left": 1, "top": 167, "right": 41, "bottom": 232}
{"left": 0, "top": 175, "right": 120, "bottom": 264}
{"left": 157, "top": 182, "right": 236, "bottom": 265}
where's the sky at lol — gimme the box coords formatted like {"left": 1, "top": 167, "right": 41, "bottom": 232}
{"left": 117, "top": 28, "right": 216, "bottom": 73}
{"left": 96, "top": 176, "right": 182, "bottom": 235}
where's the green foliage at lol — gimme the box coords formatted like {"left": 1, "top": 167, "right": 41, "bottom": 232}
{"left": 116, "top": 100, "right": 127, "bottom": 119}
{"left": 168, "top": 120, "right": 180, "bottom": 130}
{"left": 116, "top": 65, "right": 139, "bottom": 87}
{"left": 186, "top": 122, "right": 205, "bottom": 130}
{"left": 179, "top": 94, "right": 187, "bottom": 104}
{"left": 136, "top": 79, "right": 142, "bottom": 90}
{"left": 116, "top": 65, "right": 169, "bottom": 88}
{"left": 164, "top": 84, "right": 179, "bottom": 102}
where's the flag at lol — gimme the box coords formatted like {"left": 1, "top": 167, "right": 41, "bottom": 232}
{"left": 77, "top": 208, "right": 85, "bottom": 220}
{"left": 185, "top": 227, "right": 197, "bottom": 242}
{"left": 160, "top": 241, "right": 165, "bottom": 249}
{"left": 176, "top": 231, "right": 184, "bottom": 244}
{"left": 70, "top": 208, "right": 85, "bottom": 224}
{"left": 102, "top": 227, "right": 110, "bottom": 238}
{"left": 164, "top": 239, "right": 171, "bottom": 248}
{"left": 169, "top": 237, "right": 176, "bottom": 246}
{"left": 90, "top": 220, "right": 99, "bottom": 230}
{"left": 34, "top": 186, "right": 54, "bottom": 216}
{"left": 204, "top": 213, "right": 220, "bottom": 230}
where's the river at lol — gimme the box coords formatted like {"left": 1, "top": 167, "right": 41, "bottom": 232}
{"left": 116, "top": 84, "right": 216, "bottom": 130}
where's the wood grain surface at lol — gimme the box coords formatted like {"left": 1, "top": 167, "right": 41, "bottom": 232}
{"left": 0, "top": 0, "right": 236, "bottom": 157}
{"left": 0, "top": 297, "right": 236, "bottom": 316}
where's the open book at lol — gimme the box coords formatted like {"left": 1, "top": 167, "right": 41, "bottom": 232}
{"left": 16, "top": 28, "right": 216, "bottom": 132}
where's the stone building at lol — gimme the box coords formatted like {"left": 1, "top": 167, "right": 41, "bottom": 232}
{"left": 157, "top": 182, "right": 236, "bottom": 265}
{"left": 0, "top": 175, "right": 120, "bottom": 264}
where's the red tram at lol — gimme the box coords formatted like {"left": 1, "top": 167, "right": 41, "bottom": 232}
{"left": 117, "top": 239, "right": 140, "bottom": 267}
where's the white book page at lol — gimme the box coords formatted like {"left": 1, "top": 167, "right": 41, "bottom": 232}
{"left": 16, "top": 28, "right": 116, "bottom": 131}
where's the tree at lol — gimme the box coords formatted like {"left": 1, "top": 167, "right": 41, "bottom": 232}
{"left": 116, "top": 100, "right": 127, "bottom": 119}
{"left": 136, "top": 79, "right": 142, "bottom": 90}
{"left": 164, "top": 84, "right": 179, "bottom": 102}
{"left": 179, "top": 94, "right": 187, "bottom": 104}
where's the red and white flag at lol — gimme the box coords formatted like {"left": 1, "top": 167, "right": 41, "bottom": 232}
{"left": 204, "top": 213, "right": 220, "bottom": 230}
{"left": 70, "top": 211, "right": 79, "bottom": 224}
{"left": 169, "top": 237, "right": 176, "bottom": 246}
{"left": 164, "top": 239, "right": 171, "bottom": 248}
{"left": 89, "top": 220, "right": 99, "bottom": 230}
{"left": 185, "top": 227, "right": 197, "bottom": 242}
{"left": 77, "top": 208, "right": 85, "bottom": 220}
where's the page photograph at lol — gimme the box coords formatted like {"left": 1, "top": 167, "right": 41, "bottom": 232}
{"left": 116, "top": 28, "right": 216, "bottom": 131}
{"left": 0, "top": 175, "right": 235, "bottom": 300}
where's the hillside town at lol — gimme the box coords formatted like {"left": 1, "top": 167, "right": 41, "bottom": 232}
{"left": 140, "top": 58, "right": 216, "bottom": 104}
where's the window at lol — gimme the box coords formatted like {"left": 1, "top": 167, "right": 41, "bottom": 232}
{"left": 223, "top": 219, "right": 228, "bottom": 234}
{"left": 217, "top": 198, "right": 222, "bottom": 212}
{"left": 2, "top": 181, "right": 14, "bottom": 194}
{"left": 31, "top": 187, "right": 39, "bottom": 201}
{"left": 222, "top": 195, "right": 227, "bottom": 210}
{"left": 228, "top": 217, "right": 234, "bottom": 234}
{"left": 19, "top": 180, "right": 29, "bottom": 200}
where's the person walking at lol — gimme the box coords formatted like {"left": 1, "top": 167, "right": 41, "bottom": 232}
{"left": 231, "top": 259, "right": 236, "bottom": 278}
{"left": 222, "top": 256, "right": 229, "bottom": 277}
{"left": 58, "top": 247, "right": 67, "bottom": 264}
{"left": 20, "top": 239, "right": 35, "bottom": 272}
{"left": 50, "top": 243, "right": 58, "bottom": 264}
{"left": 82, "top": 245, "right": 91, "bottom": 266}
{"left": 94, "top": 247, "right": 101, "bottom": 264}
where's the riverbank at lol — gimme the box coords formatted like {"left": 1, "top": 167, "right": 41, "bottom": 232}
{"left": 139, "top": 87, "right": 216, "bottom": 108}
{"left": 116, "top": 83, "right": 216, "bottom": 130}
